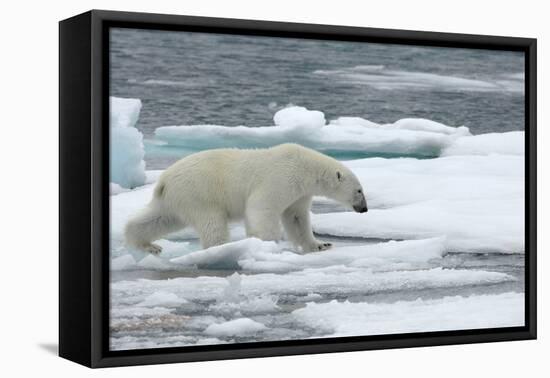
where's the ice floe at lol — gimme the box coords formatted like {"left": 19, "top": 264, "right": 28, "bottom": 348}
{"left": 347, "top": 154, "right": 523, "bottom": 208}
{"left": 170, "top": 238, "right": 280, "bottom": 270}
{"left": 205, "top": 318, "right": 268, "bottom": 337}
{"left": 154, "top": 106, "right": 470, "bottom": 158}
{"left": 110, "top": 97, "right": 146, "bottom": 188}
{"left": 111, "top": 235, "right": 447, "bottom": 274}
{"left": 313, "top": 200, "right": 523, "bottom": 254}
{"left": 313, "top": 154, "right": 524, "bottom": 254}
{"left": 137, "top": 291, "right": 188, "bottom": 307}
{"left": 170, "top": 237, "right": 446, "bottom": 273}
{"left": 442, "top": 131, "right": 524, "bottom": 156}
{"left": 111, "top": 267, "right": 514, "bottom": 302}
{"left": 111, "top": 254, "right": 137, "bottom": 271}
{"left": 293, "top": 292, "right": 524, "bottom": 337}
{"left": 150, "top": 106, "right": 528, "bottom": 161}
{"left": 110, "top": 182, "right": 130, "bottom": 195}
{"left": 273, "top": 105, "right": 326, "bottom": 129}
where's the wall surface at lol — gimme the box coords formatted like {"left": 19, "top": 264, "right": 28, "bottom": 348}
{"left": 1, "top": 0, "right": 546, "bottom": 376}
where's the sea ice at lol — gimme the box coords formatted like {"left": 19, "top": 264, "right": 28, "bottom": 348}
{"left": 442, "top": 131, "right": 524, "bottom": 156}
{"left": 204, "top": 318, "right": 268, "bottom": 337}
{"left": 210, "top": 295, "right": 280, "bottom": 315}
{"left": 330, "top": 117, "right": 470, "bottom": 136}
{"left": 168, "top": 237, "right": 445, "bottom": 272}
{"left": 313, "top": 154, "right": 524, "bottom": 254}
{"left": 293, "top": 292, "right": 524, "bottom": 337}
{"left": 111, "top": 254, "right": 137, "bottom": 271}
{"left": 346, "top": 154, "right": 523, "bottom": 207}
{"left": 110, "top": 97, "right": 142, "bottom": 129}
{"left": 154, "top": 106, "right": 470, "bottom": 158}
{"left": 170, "top": 238, "right": 281, "bottom": 270}
{"left": 110, "top": 97, "right": 146, "bottom": 188}
{"left": 137, "top": 291, "right": 188, "bottom": 307}
{"left": 150, "top": 105, "right": 528, "bottom": 162}
{"left": 137, "top": 254, "right": 173, "bottom": 271}
{"left": 110, "top": 182, "right": 130, "bottom": 195}
{"left": 111, "top": 267, "right": 514, "bottom": 303}
{"left": 313, "top": 199, "right": 523, "bottom": 254}
{"left": 273, "top": 106, "right": 326, "bottom": 129}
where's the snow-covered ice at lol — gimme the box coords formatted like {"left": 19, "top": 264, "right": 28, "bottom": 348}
{"left": 293, "top": 292, "right": 524, "bottom": 337}
{"left": 441, "top": 131, "right": 524, "bottom": 156}
{"left": 137, "top": 291, "right": 188, "bottom": 307}
{"left": 110, "top": 97, "right": 142, "bottom": 130}
{"left": 110, "top": 182, "right": 130, "bottom": 195}
{"left": 112, "top": 267, "right": 515, "bottom": 301}
{"left": 171, "top": 236, "right": 446, "bottom": 273}
{"left": 346, "top": 154, "right": 523, "bottom": 208}
{"left": 313, "top": 200, "right": 523, "bottom": 254}
{"left": 205, "top": 318, "right": 268, "bottom": 337}
{"left": 312, "top": 154, "right": 524, "bottom": 254}
{"left": 273, "top": 106, "right": 326, "bottom": 129}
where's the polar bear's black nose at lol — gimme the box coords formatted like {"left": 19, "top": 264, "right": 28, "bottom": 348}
{"left": 354, "top": 205, "right": 368, "bottom": 213}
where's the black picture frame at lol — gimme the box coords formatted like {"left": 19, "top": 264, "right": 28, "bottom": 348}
{"left": 59, "top": 9, "right": 537, "bottom": 368}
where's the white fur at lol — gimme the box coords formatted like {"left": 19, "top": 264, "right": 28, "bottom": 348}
{"left": 125, "top": 143, "right": 367, "bottom": 253}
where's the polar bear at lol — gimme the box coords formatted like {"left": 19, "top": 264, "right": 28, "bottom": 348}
{"left": 125, "top": 143, "right": 368, "bottom": 254}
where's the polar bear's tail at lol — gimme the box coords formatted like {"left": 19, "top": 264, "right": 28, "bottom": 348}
{"left": 124, "top": 200, "right": 184, "bottom": 251}
{"left": 154, "top": 182, "right": 166, "bottom": 198}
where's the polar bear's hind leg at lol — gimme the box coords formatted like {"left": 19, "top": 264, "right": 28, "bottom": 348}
{"left": 125, "top": 204, "right": 184, "bottom": 254}
{"left": 194, "top": 211, "right": 230, "bottom": 249}
{"left": 245, "top": 207, "right": 283, "bottom": 242}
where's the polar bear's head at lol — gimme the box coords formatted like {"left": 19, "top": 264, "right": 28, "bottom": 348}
{"left": 323, "top": 167, "right": 368, "bottom": 213}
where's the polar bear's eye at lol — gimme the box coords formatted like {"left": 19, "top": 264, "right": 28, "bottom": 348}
{"left": 357, "top": 189, "right": 362, "bottom": 194}
{"left": 336, "top": 171, "right": 343, "bottom": 181}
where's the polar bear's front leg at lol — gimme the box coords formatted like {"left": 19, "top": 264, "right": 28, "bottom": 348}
{"left": 282, "top": 196, "right": 332, "bottom": 252}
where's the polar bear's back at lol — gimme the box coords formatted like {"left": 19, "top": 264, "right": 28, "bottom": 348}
{"left": 154, "top": 144, "right": 337, "bottom": 218}
{"left": 155, "top": 149, "right": 241, "bottom": 215}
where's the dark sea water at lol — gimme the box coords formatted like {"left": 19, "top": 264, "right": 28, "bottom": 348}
{"left": 110, "top": 27, "right": 525, "bottom": 143}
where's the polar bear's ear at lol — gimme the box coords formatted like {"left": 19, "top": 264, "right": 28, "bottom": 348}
{"left": 336, "top": 171, "right": 343, "bottom": 181}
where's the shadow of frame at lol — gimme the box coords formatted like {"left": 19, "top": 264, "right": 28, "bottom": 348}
{"left": 38, "top": 343, "right": 58, "bottom": 355}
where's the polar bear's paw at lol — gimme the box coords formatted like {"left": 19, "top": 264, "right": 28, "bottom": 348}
{"left": 306, "top": 241, "right": 332, "bottom": 252}
{"left": 317, "top": 242, "right": 333, "bottom": 251}
{"left": 144, "top": 243, "right": 163, "bottom": 255}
